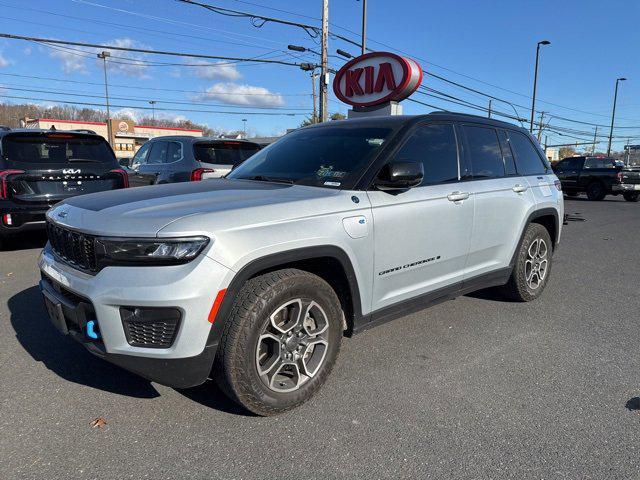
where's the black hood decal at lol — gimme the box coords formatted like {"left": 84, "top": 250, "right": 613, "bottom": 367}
{"left": 63, "top": 179, "right": 291, "bottom": 211}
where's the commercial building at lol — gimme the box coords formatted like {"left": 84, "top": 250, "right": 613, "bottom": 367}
{"left": 21, "top": 118, "right": 203, "bottom": 160}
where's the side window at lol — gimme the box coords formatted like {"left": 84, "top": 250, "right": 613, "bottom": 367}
{"left": 166, "top": 142, "right": 183, "bottom": 163}
{"left": 498, "top": 130, "right": 517, "bottom": 175}
{"left": 462, "top": 125, "right": 505, "bottom": 179}
{"left": 132, "top": 142, "right": 151, "bottom": 167}
{"left": 394, "top": 123, "right": 459, "bottom": 186}
{"left": 509, "top": 131, "right": 548, "bottom": 175}
{"left": 147, "top": 141, "right": 167, "bottom": 165}
{"left": 562, "top": 158, "right": 583, "bottom": 170}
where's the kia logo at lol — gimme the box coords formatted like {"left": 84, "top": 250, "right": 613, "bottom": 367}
{"left": 63, "top": 168, "right": 81, "bottom": 174}
{"left": 333, "top": 52, "right": 423, "bottom": 108}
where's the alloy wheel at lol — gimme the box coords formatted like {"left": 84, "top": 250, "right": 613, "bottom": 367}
{"left": 524, "top": 238, "right": 548, "bottom": 290}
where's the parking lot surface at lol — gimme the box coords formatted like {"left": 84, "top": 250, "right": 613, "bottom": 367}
{"left": 1, "top": 196, "right": 639, "bottom": 479}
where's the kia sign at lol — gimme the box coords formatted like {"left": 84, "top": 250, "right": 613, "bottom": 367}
{"left": 333, "top": 52, "right": 423, "bottom": 108}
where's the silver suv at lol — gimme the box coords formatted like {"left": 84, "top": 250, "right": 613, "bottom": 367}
{"left": 38, "top": 113, "right": 564, "bottom": 415}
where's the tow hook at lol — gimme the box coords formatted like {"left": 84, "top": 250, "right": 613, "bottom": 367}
{"left": 86, "top": 320, "right": 100, "bottom": 340}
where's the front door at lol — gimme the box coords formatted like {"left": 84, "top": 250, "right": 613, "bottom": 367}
{"left": 368, "top": 122, "right": 474, "bottom": 313}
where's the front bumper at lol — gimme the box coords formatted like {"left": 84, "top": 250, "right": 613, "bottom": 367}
{"left": 38, "top": 245, "right": 233, "bottom": 388}
{"left": 612, "top": 183, "right": 640, "bottom": 192}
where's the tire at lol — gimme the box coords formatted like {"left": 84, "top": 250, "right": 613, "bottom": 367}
{"left": 500, "top": 223, "right": 553, "bottom": 302}
{"left": 623, "top": 192, "right": 639, "bottom": 202}
{"left": 586, "top": 181, "right": 606, "bottom": 201}
{"left": 214, "top": 268, "right": 343, "bottom": 416}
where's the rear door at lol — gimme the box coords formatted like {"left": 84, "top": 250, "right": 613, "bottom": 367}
{"left": 0, "top": 132, "right": 123, "bottom": 205}
{"left": 459, "top": 124, "right": 536, "bottom": 279}
{"left": 137, "top": 141, "right": 168, "bottom": 185}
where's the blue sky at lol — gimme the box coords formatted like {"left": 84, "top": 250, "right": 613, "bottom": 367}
{"left": 0, "top": 0, "right": 638, "bottom": 149}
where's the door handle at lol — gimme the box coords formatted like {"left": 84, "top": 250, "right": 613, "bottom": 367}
{"left": 447, "top": 191, "right": 470, "bottom": 202}
{"left": 512, "top": 184, "right": 528, "bottom": 193}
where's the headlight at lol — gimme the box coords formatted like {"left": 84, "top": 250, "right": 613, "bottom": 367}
{"left": 95, "top": 236, "right": 210, "bottom": 267}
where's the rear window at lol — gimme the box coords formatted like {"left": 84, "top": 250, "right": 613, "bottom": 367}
{"left": 2, "top": 134, "right": 115, "bottom": 165}
{"left": 193, "top": 141, "right": 260, "bottom": 167}
{"left": 584, "top": 157, "right": 615, "bottom": 169}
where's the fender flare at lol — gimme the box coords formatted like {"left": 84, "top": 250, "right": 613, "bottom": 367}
{"left": 206, "top": 245, "right": 363, "bottom": 346}
{"left": 509, "top": 207, "right": 560, "bottom": 270}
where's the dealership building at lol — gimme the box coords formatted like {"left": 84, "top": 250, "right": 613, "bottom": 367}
{"left": 21, "top": 118, "right": 203, "bottom": 160}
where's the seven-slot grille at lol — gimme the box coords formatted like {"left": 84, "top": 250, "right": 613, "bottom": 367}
{"left": 46, "top": 221, "right": 98, "bottom": 272}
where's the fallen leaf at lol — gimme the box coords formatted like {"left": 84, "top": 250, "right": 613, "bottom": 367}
{"left": 90, "top": 417, "right": 107, "bottom": 429}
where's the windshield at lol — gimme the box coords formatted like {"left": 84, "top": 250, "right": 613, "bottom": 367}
{"left": 227, "top": 125, "right": 393, "bottom": 188}
{"left": 194, "top": 141, "right": 260, "bottom": 167}
{"left": 2, "top": 134, "right": 115, "bottom": 165}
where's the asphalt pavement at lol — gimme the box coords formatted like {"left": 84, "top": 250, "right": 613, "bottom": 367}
{"left": 1, "top": 196, "right": 639, "bottom": 479}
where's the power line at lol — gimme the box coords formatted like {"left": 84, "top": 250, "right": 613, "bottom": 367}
{"left": 0, "top": 94, "right": 309, "bottom": 116}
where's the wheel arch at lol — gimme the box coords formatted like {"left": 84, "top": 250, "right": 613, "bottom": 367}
{"left": 509, "top": 208, "right": 560, "bottom": 269}
{"left": 207, "top": 246, "right": 364, "bottom": 347}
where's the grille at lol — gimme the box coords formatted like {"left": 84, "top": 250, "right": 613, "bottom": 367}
{"left": 121, "top": 307, "right": 181, "bottom": 349}
{"left": 46, "top": 221, "right": 98, "bottom": 272}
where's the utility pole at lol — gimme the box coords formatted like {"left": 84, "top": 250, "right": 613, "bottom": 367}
{"left": 97, "top": 51, "right": 112, "bottom": 145}
{"left": 607, "top": 77, "right": 626, "bottom": 156}
{"left": 536, "top": 111, "right": 546, "bottom": 142}
{"left": 487, "top": 99, "right": 492, "bottom": 118}
{"left": 360, "top": 0, "right": 367, "bottom": 55}
{"left": 311, "top": 71, "right": 318, "bottom": 123}
{"left": 319, "top": 0, "right": 329, "bottom": 122}
{"left": 591, "top": 126, "right": 598, "bottom": 154}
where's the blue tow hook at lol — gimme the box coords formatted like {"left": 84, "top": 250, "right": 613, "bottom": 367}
{"left": 86, "top": 320, "right": 100, "bottom": 340}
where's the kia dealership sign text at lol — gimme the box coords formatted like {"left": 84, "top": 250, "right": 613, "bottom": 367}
{"left": 333, "top": 52, "right": 423, "bottom": 108}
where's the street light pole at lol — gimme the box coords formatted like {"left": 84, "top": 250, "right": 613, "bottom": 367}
{"left": 529, "top": 40, "right": 550, "bottom": 133}
{"left": 607, "top": 77, "right": 626, "bottom": 156}
{"left": 242, "top": 118, "right": 247, "bottom": 137}
{"left": 149, "top": 100, "right": 156, "bottom": 122}
{"left": 97, "top": 51, "right": 112, "bottom": 145}
{"left": 319, "top": 0, "right": 329, "bottom": 122}
{"left": 360, "top": 0, "right": 367, "bottom": 55}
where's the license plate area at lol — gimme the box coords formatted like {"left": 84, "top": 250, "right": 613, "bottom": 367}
{"left": 42, "top": 289, "right": 68, "bottom": 334}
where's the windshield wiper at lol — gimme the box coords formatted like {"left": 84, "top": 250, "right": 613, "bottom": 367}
{"left": 245, "top": 175, "right": 294, "bottom": 184}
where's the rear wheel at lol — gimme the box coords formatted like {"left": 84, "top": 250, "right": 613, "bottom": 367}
{"left": 500, "top": 223, "right": 553, "bottom": 302}
{"left": 214, "top": 268, "right": 343, "bottom": 416}
{"left": 586, "top": 181, "right": 606, "bottom": 201}
{"left": 623, "top": 192, "right": 639, "bottom": 202}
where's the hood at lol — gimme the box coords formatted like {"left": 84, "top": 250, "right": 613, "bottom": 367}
{"left": 47, "top": 179, "right": 341, "bottom": 236}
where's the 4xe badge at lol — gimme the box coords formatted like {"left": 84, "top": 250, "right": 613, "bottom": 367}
{"left": 333, "top": 52, "right": 423, "bottom": 107}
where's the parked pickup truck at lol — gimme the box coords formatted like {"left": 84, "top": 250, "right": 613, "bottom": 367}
{"left": 553, "top": 155, "right": 640, "bottom": 202}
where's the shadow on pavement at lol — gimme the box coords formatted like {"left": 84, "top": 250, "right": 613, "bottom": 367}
{"left": 9, "top": 285, "right": 252, "bottom": 415}
{"left": 9, "top": 285, "right": 160, "bottom": 399}
{"left": 1, "top": 231, "right": 48, "bottom": 251}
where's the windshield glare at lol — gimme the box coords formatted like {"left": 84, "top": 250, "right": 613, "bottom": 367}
{"left": 227, "top": 126, "right": 393, "bottom": 189}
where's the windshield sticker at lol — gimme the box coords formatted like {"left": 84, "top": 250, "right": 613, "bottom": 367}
{"left": 316, "top": 165, "right": 347, "bottom": 178}
{"left": 324, "top": 181, "right": 341, "bottom": 187}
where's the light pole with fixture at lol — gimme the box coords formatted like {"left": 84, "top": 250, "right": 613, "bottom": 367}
{"left": 529, "top": 40, "right": 550, "bottom": 133}
{"left": 242, "top": 118, "right": 247, "bottom": 137}
{"left": 607, "top": 77, "right": 626, "bottom": 156}
{"left": 149, "top": 100, "right": 156, "bottom": 122}
{"left": 97, "top": 51, "right": 112, "bottom": 145}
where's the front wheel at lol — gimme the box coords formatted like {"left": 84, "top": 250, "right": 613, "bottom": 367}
{"left": 586, "top": 182, "right": 606, "bottom": 201}
{"left": 214, "top": 269, "right": 343, "bottom": 416}
{"left": 500, "top": 223, "right": 553, "bottom": 302}
{"left": 623, "top": 192, "right": 639, "bottom": 202}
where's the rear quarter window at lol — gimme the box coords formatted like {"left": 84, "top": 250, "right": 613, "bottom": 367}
{"left": 508, "top": 131, "right": 549, "bottom": 175}
{"left": 194, "top": 142, "right": 260, "bottom": 167}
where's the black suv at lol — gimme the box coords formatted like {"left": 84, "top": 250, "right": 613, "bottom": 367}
{"left": 0, "top": 128, "right": 127, "bottom": 248}
{"left": 125, "top": 136, "right": 261, "bottom": 187}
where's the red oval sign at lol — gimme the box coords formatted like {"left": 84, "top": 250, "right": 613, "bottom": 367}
{"left": 333, "top": 52, "right": 423, "bottom": 108}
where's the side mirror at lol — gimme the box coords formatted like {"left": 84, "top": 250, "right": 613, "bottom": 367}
{"left": 374, "top": 161, "right": 424, "bottom": 191}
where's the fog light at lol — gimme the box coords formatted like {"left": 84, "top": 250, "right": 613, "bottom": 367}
{"left": 2, "top": 213, "right": 12, "bottom": 226}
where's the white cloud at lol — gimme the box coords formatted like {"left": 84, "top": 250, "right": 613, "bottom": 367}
{"left": 113, "top": 107, "right": 140, "bottom": 122}
{"left": 49, "top": 49, "right": 88, "bottom": 74}
{"left": 103, "top": 38, "right": 149, "bottom": 79}
{"left": 200, "top": 82, "right": 284, "bottom": 108}
{"left": 193, "top": 61, "right": 241, "bottom": 81}
{"left": 0, "top": 52, "right": 10, "bottom": 67}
